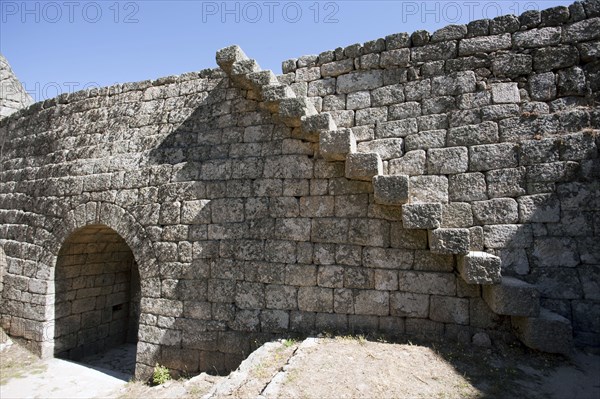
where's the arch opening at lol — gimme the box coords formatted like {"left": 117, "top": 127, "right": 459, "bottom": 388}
{"left": 53, "top": 224, "right": 140, "bottom": 373}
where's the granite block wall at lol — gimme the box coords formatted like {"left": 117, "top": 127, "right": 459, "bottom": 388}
{"left": 0, "top": 0, "right": 598, "bottom": 380}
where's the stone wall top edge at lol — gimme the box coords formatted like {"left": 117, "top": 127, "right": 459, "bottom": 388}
{"left": 279, "top": 0, "right": 599, "bottom": 73}
{"left": 0, "top": 66, "right": 225, "bottom": 127}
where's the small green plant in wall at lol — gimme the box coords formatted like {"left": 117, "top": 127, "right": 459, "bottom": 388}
{"left": 152, "top": 363, "right": 171, "bottom": 385}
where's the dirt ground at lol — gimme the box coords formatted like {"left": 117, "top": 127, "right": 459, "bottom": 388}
{"left": 2, "top": 335, "right": 599, "bottom": 399}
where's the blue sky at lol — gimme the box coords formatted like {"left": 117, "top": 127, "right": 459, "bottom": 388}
{"left": 1, "top": 0, "right": 574, "bottom": 102}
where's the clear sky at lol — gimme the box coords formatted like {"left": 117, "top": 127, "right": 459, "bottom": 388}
{"left": 1, "top": 0, "right": 574, "bottom": 102}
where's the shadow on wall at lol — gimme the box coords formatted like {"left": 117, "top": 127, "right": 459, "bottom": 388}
{"left": 140, "top": 74, "right": 600, "bottom": 378}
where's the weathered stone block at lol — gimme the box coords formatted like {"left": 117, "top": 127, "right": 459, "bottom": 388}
{"left": 380, "top": 49, "right": 411, "bottom": 68}
{"left": 390, "top": 225, "right": 428, "bottom": 249}
{"left": 398, "top": 271, "right": 456, "bottom": 296}
{"left": 512, "top": 308, "right": 573, "bottom": 355}
{"left": 390, "top": 292, "right": 429, "bottom": 318}
{"left": 389, "top": 150, "right": 426, "bottom": 176}
{"left": 362, "top": 247, "right": 414, "bottom": 270}
{"left": 518, "top": 193, "right": 561, "bottom": 223}
{"left": 348, "top": 219, "right": 390, "bottom": 247}
{"left": 321, "top": 59, "right": 354, "bottom": 77}
{"left": 513, "top": 27, "right": 561, "bottom": 48}
{"left": 533, "top": 46, "right": 578, "bottom": 72}
{"left": 402, "top": 203, "right": 442, "bottom": 229}
{"left": 373, "top": 269, "right": 399, "bottom": 291}
{"left": 298, "top": 286, "right": 333, "bottom": 313}
{"left": 529, "top": 72, "right": 557, "bottom": 101}
{"left": 371, "top": 84, "right": 405, "bottom": 107}
{"left": 262, "top": 84, "right": 295, "bottom": 107}
{"left": 181, "top": 200, "right": 211, "bottom": 225}
{"left": 405, "top": 130, "right": 446, "bottom": 151}
{"left": 483, "top": 224, "right": 533, "bottom": 249}
{"left": 246, "top": 70, "right": 279, "bottom": 92}
{"left": 486, "top": 167, "right": 526, "bottom": 198}
{"left": 557, "top": 66, "right": 587, "bottom": 96}
{"left": 354, "top": 290, "right": 389, "bottom": 316}
{"left": 483, "top": 277, "right": 540, "bottom": 317}
{"left": 373, "top": 175, "right": 409, "bottom": 206}
{"left": 320, "top": 128, "right": 357, "bottom": 161}
{"left": 469, "top": 143, "right": 518, "bottom": 171}
{"left": 337, "top": 70, "right": 384, "bottom": 94}
{"left": 411, "top": 41, "right": 457, "bottom": 62}
{"left": 492, "top": 53, "right": 532, "bottom": 77}
{"left": 385, "top": 32, "right": 411, "bottom": 49}
{"left": 345, "top": 153, "right": 383, "bottom": 181}
{"left": 428, "top": 228, "right": 470, "bottom": 255}
{"left": 441, "top": 202, "right": 473, "bottom": 228}
{"left": 429, "top": 296, "right": 469, "bottom": 325}
{"left": 459, "top": 34, "right": 511, "bottom": 55}
{"left": 235, "top": 282, "right": 265, "bottom": 310}
{"left": 404, "top": 79, "right": 432, "bottom": 101}
{"left": 491, "top": 83, "right": 520, "bottom": 104}
{"left": 216, "top": 45, "right": 249, "bottom": 73}
{"left": 447, "top": 121, "right": 498, "bottom": 146}
{"left": 409, "top": 175, "right": 448, "bottom": 203}
{"left": 317, "top": 265, "right": 344, "bottom": 288}
{"left": 355, "top": 107, "right": 387, "bottom": 125}
{"left": 427, "top": 147, "right": 468, "bottom": 174}
{"left": 431, "top": 71, "right": 476, "bottom": 96}
{"left": 562, "top": 17, "right": 600, "bottom": 43}
{"left": 472, "top": 198, "right": 518, "bottom": 225}
{"left": 346, "top": 91, "right": 371, "bottom": 110}
{"left": 457, "top": 251, "right": 502, "bottom": 285}
{"left": 389, "top": 102, "right": 421, "bottom": 120}
{"left": 301, "top": 113, "right": 337, "bottom": 138}
{"left": 278, "top": 97, "right": 317, "bottom": 127}
{"left": 490, "top": 14, "right": 520, "bottom": 33}
{"left": 531, "top": 237, "right": 580, "bottom": 267}
{"left": 260, "top": 310, "right": 289, "bottom": 332}
{"left": 376, "top": 119, "right": 418, "bottom": 138}
{"left": 449, "top": 173, "right": 487, "bottom": 201}
{"left": 358, "top": 138, "right": 403, "bottom": 160}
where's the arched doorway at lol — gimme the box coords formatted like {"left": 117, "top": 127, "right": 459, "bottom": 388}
{"left": 53, "top": 224, "right": 140, "bottom": 369}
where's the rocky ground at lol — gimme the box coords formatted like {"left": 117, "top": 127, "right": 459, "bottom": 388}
{"left": 1, "top": 333, "right": 599, "bottom": 399}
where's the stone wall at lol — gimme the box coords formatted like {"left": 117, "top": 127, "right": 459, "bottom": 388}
{"left": 0, "top": 54, "right": 33, "bottom": 119}
{"left": 0, "top": 0, "right": 598, "bottom": 380}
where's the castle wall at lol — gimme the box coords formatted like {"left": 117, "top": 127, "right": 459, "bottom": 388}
{"left": 0, "top": 1, "right": 598, "bottom": 380}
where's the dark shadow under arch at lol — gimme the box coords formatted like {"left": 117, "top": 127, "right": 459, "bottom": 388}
{"left": 53, "top": 224, "right": 141, "bottom": 366}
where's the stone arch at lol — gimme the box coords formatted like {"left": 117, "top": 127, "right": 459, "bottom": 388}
{"left": 42, "top": 202, "right": 158, "bottom": 371}
{"left": 46, "top": 202, "right": 159, "bottom": 279}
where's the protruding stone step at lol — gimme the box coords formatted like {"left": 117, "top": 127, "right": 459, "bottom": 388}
{"left": 261, "top": 84, "right": 295, "bottom": 112}
{"left": 512, "top": 308, "right": 573, "bottom": 355}
{"left": 401, "top": 203, "right": 442, "bottom": 229}
{"left": 246, "top": 70, "right": 279, "bottom": 92}
{"left": 458, "top": 251, "right": 502, "bottom": 285}
{"left": 230, "top": 59, "right": 261, "bottom": 89}
{"left": 345, "top": 152, "right": 383, "bottom": 181}
{"left": 301, "top": 113, "right": 337, "bottom": 143}
{"left": 216, "top": 45, "right": 249, "bottom": 74}
{"left": 278, "top": 97, "right": 317, "bottom": 127}
{"left": 482, "top": 276, "right": 540, "bottom": 317}
{"left": 373, "top": 175, "right": 409, "bottom": 206}
{"left": 320, "top": 128, "right": 356, "bottom": 161}
{"left": 428, "top": 228, "right": 470, "bottom": 255}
